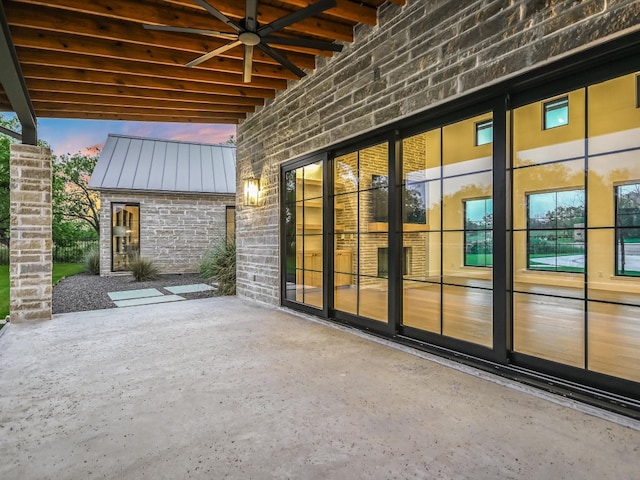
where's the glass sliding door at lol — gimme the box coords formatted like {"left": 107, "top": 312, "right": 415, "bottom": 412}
{"left": 111, "top": 203, "right": 140, "bottom": 272}
{"left": 512, "top": 88, "right": 587, "bottom": 367}
{"left": 401, "top": 114, "right": 494, "bottom": 348}
{"left": 283, "top": 162, "right": 324, "bottom": 309}
{"left": 333, "top": 143, "right": 389, "bottom": 323}
{"left": 511, "top": 72, "right": 640, "bottom": 383}
{"left": 585, "top": 71, "right": 640, "bottom": 382}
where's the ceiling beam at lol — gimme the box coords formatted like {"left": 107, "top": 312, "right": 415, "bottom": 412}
{"left": 21, "top": 65, "right": 277, "bottom": 99}
{"left": 13, "top": 0, "right": 354, "bottom": 42}
{"left": 33, "top": 102, "right": 248, "bottom": 119}
{"left": 31, "top": 92, "right": 257, "bottom": 113}
{"left": 16, "top": 47, "right": 290, "bottom": 90}
{"left": 34, "top": 110, "right": 242, "bottom": 124}
{"left": 275, "top": 0, "right": 377, "bottom": 25}
{"left": 4, "top": 3, "right": 323, "bottom": 65}
{"left": 26, "top": 79, "right": 265, "bottom": 106}
{"left": 0, "top": 1, "right": 36, "bottom": 144}
{"left": 10, "top": 28, "right": 304, "bottom": 81}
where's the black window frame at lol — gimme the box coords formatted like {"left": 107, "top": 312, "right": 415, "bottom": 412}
{"left": 475, "top": 119, "right": 493, "bottom": 146}
{"left": 543, "top": 96, "right": 569, "bottom": 130}
{"left": 614, "top": 182, "right": 640, "bottom": 277}
{"left": 525, "top": 189, "right": 585, "bottom": 273}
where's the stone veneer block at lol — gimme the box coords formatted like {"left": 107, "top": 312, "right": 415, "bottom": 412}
{"left": 10, "top": 144, "right": 53, "bottom": 323}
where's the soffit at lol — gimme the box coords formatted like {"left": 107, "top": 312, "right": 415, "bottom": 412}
{"left": 1, "top": 0, "right": 404, "bottom": 125}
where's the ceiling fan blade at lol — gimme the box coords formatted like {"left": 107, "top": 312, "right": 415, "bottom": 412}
{"left": 193, "top": 0, "right": 242, "bottom": 32}
{"left": 243, "top": 44, "right": 254, "bottom": 83}
{"left": 257, "top": 43, "right": 306, "bottom": 79}
{"left": 185, "top": 39, "right": 243, "bottom": 68}
{"left": 143, "top": 24, "right": 237, "bottom": 40}
{"left": 258, "top": 0, "right": 336, "bottom": 36}
{"left": 245, "top": 0, "right": 258, "bottom": 32}
{"left": 262, "top": 36, "right": 343, "bottom": 52}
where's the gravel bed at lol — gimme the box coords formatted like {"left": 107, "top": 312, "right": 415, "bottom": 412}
{"left": 53, "top": 272, "right": 216, "bottom": 314}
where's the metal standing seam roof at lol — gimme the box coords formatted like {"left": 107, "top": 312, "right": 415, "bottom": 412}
{"left": 88, "top": 134, "right": 236, "bottom": 194}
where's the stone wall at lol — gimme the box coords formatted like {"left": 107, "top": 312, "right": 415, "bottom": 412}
{"left": 98, "top": 190, "right": 235, "bottom": 276}
{"left": 236, "top": 0, "right": 640, "bottom": 306}
{"left": 9, "top": 144, "right": 52, "bottom": 322}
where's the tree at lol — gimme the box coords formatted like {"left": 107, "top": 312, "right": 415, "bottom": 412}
{"left": 52, "top": 152, "right": 101, "bottom": 242}
{"left": 0, "top": 115, "right": 20, "bottom": 247}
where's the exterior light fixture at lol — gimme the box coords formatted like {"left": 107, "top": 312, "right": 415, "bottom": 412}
{"left": 244, "top": 177, "right": 260, "bottom": 206}
{"left": 113, "top": 226, "right": 127, "bottom": 237}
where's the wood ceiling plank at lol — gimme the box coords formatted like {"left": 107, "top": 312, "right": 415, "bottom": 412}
{"left": 21, "top": 65, "right": 277, "bottom": 98}
{"left": 10, "top": 27, "right": 304, "bottom": 80}
{"left": 275, "top": 0, "right": 377, "bottom": 25}
{"left": 31, "top": 92, "right": 256, "bottom": 113}
{"left": 32, "top": 101, "right": 249, "bottom": 119}
{"left": 12, "top": 0, "right": 354, "bottom": 42}
{"left": 4, "top": 2, "right": 322, "bottom": 65}
{"left": 162, "top": 0, "right": 354, "bottom": 41}
{"left": 34, "top": 110, "right": 241, "bottom": 124}
{"left": 26, "top": 79, "right": 265, "bottom": 106}
{"left": 16, "top": 47, "right": 289, "bottom": 89}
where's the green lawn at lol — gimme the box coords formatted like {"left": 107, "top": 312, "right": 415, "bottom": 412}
{"left": 0, "top": 263, "right": 84, "bottom": 321}
{"left": 464, "top": 253, "right": 493, "bottom": 267}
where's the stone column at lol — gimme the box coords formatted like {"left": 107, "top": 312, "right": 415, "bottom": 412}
{"left": 9, "top": 144, "right": 52, "bottom": 322}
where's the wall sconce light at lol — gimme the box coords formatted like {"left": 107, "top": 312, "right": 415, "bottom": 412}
{"left": 113, "top": 226, "right": 127, "bottom": 237}
{"left": 244, "top": 176, "right": 260, "bottom": 206}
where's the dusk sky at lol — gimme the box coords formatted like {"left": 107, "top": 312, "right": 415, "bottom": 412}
{"left": 4, "top": 114, "right": 236, "bottom": 157}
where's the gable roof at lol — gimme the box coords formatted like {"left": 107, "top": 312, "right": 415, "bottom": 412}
{"left": 88, "top": 134, "right": 236, "bottom": 194}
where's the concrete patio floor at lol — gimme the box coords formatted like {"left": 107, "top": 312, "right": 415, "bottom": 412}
{"left": 1, "top": 297, "right": 639, "bottom": 479}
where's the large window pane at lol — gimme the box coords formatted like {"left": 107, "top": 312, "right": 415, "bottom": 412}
{"left": 588, "top": 301, "right": 640, "bottom": 383}
{"left": 283, "top": 162, "right": 323, "bottom": 309}
{"left": 401, "top": 113, "right": 493, "bottom": 347}
{"left": 443, "top": 285, "right": 492, "bottom": 348}
{"left": 333, "top": 142, "right": 389, "bottom": 324}
{"left": 513, "top": 293, "right": 584, "bottom": 367}
{"left": 513, "top": 89, "right": 585, "bottom": 167}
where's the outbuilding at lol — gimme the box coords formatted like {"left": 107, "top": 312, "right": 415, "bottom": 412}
{"left": 89, "top": 134, "right": 236, "bottom": 276}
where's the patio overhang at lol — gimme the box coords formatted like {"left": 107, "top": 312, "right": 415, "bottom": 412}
{"left": 0, "top": 1, "right": 36, "bottom": 144}
{"left": 0, "top": 0, "right": 404, "bottom": 127}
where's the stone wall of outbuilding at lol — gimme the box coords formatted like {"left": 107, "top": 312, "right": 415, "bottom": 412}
{"left": 235, "top": 0, "right": 640, "bottom": 306}
{"left": 98, "top": 190, "right": 235, "bottom": 276}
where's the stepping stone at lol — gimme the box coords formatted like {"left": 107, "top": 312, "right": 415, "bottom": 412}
{"left": 108, "top": 288, "right": 163, "bottom": 301}
{"left": 113, "top": 295, "right": 185, "bottom": 308}
{"left": 164, "top": 284, "right": 214, "bottom": 294}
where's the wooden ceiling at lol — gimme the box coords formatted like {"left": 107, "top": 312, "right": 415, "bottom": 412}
{"left": 0, "top": 0, "right": 404, "bottom": 125}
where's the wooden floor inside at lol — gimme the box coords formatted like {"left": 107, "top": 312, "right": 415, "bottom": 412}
{"left": 287, "top": 281, "right": 640, "bottom": 383}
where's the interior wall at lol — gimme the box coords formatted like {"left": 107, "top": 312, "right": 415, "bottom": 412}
{"left": 236, "top": 0, "right": 640, "bottom": 306}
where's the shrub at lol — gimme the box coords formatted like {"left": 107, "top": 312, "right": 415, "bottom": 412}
{"left": 129, "top": 255, "right": 159, "bottom": 282}
{"left": 200, "top": 240, "right": 236, "bottom": 295}
{"left": 83, "top": 248, "right": 100, "bottom": 275}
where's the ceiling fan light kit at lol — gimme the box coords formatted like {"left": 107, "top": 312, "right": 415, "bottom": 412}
{"left": 144, "top": 0, "right": 342, "bottom": 83}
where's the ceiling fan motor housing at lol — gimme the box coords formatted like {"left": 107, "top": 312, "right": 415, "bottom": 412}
{"left": 239, "top": 31, "right": 261, "bottom": 46}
